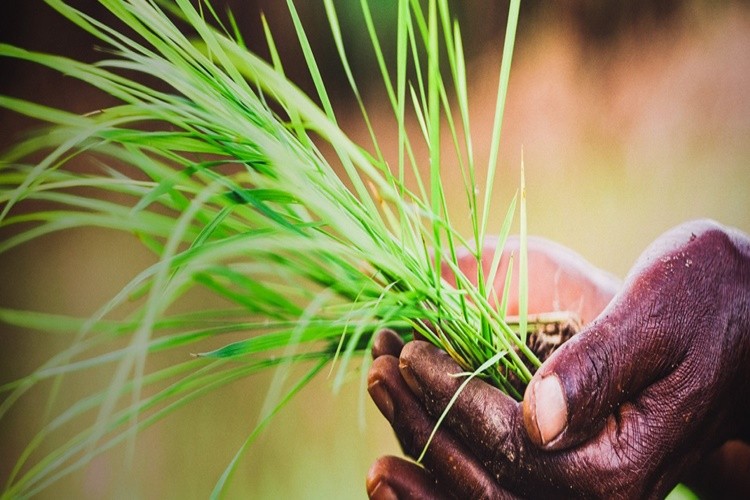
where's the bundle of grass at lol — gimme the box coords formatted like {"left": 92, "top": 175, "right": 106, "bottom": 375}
{"left": 0, "top": 0, "right": 565, "bottom": 496}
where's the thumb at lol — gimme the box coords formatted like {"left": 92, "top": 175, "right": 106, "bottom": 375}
{"left": 522, "top": 372, "right": 567, "bottom": 448}
{"left": 520, "top": 222, "right": 732, "bottom": 451}
{"left": 520, "top": 310, "right": 681, "bottom": 450}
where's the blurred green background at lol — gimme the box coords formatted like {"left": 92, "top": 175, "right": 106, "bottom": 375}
{"left": 1, "top": 0, "right": 749, "bottom": 498}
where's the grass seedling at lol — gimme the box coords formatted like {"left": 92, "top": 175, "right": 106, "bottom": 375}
{"left": 0, "top": 0, "right": 541, "bottom": 495}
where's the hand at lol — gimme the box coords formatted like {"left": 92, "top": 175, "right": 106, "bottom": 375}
{"left": 367, "top": 220, "right": 750, "bottom": 499}
{"left": 446, "top": 234, "right": 620, "bottom": 326}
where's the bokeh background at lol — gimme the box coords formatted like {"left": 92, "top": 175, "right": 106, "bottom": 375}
{"left": 1, "top": 0, "right": 749, "bottom": 498}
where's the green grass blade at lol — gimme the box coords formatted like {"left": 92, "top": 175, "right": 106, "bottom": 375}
{"left": 0, "top": 0, "right": 535, "bottom": 494}
{"left": 519, "top": 156, "right": 528, "bottom": 344}
{"left": 479, "top": 0, "right": 520, "bottom": 244}
{"left": 485, "top": 190, "right": 518, "bottom": 298}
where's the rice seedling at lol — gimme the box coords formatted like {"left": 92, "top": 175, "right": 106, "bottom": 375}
{"left": 0, "top": 0, "right": 557, "bottom": 496}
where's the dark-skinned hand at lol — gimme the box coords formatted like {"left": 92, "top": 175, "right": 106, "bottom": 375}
{"left": 366, "top": 220, "right": 750, "bottom": 499}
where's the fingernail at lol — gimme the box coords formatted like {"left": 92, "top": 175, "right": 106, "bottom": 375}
{"left": 368, "top": 379, "right": 394, "bottom": 422}
{"left": 368, "top": 479, "right": 398, "bottom": 500}
{"left": 398, "top": 360, "right": 423, "bottom": 399}
{"left": 531, "top": 375, "right": 567, "bottom": 446}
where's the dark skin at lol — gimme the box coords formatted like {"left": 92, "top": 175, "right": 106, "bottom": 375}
{"left": 366, "top": 219, "right": 750, "bottom": 499}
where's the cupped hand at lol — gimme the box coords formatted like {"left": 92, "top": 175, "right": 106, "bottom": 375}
{"left": 367, "top": 220, "right": 750, "bottom": 499}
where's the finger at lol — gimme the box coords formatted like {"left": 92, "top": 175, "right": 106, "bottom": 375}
{"left": 522, "top": 317, "right": 664, "bottom": 450}
{"left": 372, "top": 329, "right": 405, "bottom": 359}
{"left": 396, "top": 341, "right": 688, "bottom": 497}
{"left": 509, "top": 237, "right": 619, "bottom": 324}
{"left": 368, "top": 355, "right": 510, "bottom": 499}
{"left": 397, "top": 341, "right": 527, "bottom": 477}
{"left": 449, "top": 236, "right": 620, "bottom": 324}
{"left": 366, "top": 456, "right": 445, "bottom": 500}
{"left": 522, "top": 227, "right": 722, "bottom": 451}
{"left": 412, "top": 330, "right": 428, "bottom": 342}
